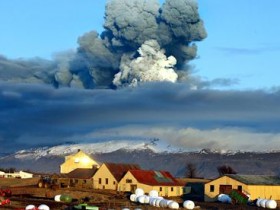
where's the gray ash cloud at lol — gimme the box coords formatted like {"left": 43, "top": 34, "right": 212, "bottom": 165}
{"left": 0, "top": 0, "right": 206, "bottom": 89}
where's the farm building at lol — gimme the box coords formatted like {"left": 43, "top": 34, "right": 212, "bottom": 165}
{"left": 66, "top": 168, "right": 98, "bottom": 188}
{"left": 205, "top": 174, "right": 280, "bottom": 201}
{"left": 118, "top": 169, "right": 184, "bottom": 197}
{"left": 60, "top": 149, "right": 100, "bottom": 174}
{"left": 93, "top": 163, "right": 140, "bottom": 190}
{"left": 176, "top": 178, "right": 210, "bottom": 201}
{"left": 0, "top": 170, "right": 33, "bottom": 179}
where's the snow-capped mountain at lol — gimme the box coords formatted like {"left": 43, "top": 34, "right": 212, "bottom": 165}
{"left": 0, "top": 140, "right": 280, "bottom": 179}
{"left": 9, "top": 139, "right": 186, "bottom": 160}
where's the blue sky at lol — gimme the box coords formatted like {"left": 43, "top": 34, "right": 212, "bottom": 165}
{"left": 0, "top": 0, "right": 280, "bottom": 154}
{"left": 0, "top": 0, "right": 280, "bottom": 89}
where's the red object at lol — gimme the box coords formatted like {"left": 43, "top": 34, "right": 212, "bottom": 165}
{"left": 0, "top": 198, "right": 11, "bottom": 205}
{"left": 129, "top": 169, "right": 183, "bottom": 186}
{"left": 0, "top": 189, "right": 12, "bottom": 197}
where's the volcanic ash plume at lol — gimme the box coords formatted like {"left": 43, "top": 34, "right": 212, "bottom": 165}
{"left": 113, "top": 40, "right": 177, "bottom": 87}
{"left": 0, "top": 0, "right": 206, "bottom": 89}
{"left": 67, "top": 0, "right": 206, "bottom": 88}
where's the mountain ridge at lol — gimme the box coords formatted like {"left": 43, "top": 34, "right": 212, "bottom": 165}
{"left": 0, "top": 141, "right": 279, "bottom": 179}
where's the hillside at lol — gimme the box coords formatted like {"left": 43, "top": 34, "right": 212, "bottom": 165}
{"left": 0, "top": 142, "right": 280, "bottom": 178}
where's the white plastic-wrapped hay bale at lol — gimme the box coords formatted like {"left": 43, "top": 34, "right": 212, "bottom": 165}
{"left": 159, "top": 199, "right": 169, "bottom": 208}
{"left": 149, "top": 190, "right": 159, "bottom": 198}
{"left": 260, "top": 199, "right": 268, "bottom": 208}
{"left": 167, "top": 200, "right": 174, "bottom": 207}
{"left": 155, "top": 198, "right": 163, "bottom": 207}
{"left": 168, "top": 201, "right": 179, "bottom": 209}
{"left": 130, "top": 194, "right": 138, "bottom": 202}
{"left": 217, "top": 194, "right": 231, "bottom": 203}
{"left": 137, "top": 195, "right": 147, "bottom": 204}
{"left": 38, "top": 204, "right": 50, "bottom": 210}
{"left": 122, "top": 208, "right": 130, "bottom": 210}
{"left": 183, "top": 200, "right": 195, "bottom": 210}
{"left": 144, "top": 195, "right": 150, "bottom": 204}
{"left": 54, "top": 195, "right": 61, "bottom": 202}
{"left": 149, "top": 197, "right": 157, "bottom": 206}
{"left": 266, "top": 200, "right": 277, "bottom": 209}
{"left": 256, "top": 198, "right": 263, "bottom": 207}
{"left": 135, "top": 188, "right": 144, "bottom": 196}
{"left": 25, "top": 205, "right": 36, "bottom": 210}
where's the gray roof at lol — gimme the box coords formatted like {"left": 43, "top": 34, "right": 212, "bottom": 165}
{"left": 226, "top": 174, "right": 280, "bottom": 186}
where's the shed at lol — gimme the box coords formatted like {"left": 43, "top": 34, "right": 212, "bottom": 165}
{"left": 205, "top": 174, "right": 280, "bottom": 202}
{"left": 176, "top": 178, "right": 210, "bottom": 201}
{"left": 66, "top": 168, "right": 98, "bottom": 188}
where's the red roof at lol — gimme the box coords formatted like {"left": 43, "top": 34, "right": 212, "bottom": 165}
{"left": 105, "top": 163, "right": 141, "bottom": 182}
{"left": 129, "top": 170, "right": 183, "bottom": 186}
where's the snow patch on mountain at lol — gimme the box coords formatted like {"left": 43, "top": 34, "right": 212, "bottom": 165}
{"left": 11, "top": 140, "right": 183, "bottom": 160}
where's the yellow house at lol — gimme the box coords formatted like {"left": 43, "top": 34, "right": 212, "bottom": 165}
{"left": 93, "top": 163, "right": 140, "bottom": 190}
{"left": 118, "top": 169, "right": 184, "bottom": 197}
{"left": 60, "top": 150, "right": 100, "bottom": 174}
{"left": 66, "top": 168, "right": 98, "bottom": 188}
{"left": 205, "top": 174, "right": 280, "bottom": 202}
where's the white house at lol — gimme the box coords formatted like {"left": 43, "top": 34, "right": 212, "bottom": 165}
{"left": 2, "top": 170, "right": 33, "bottom": 179}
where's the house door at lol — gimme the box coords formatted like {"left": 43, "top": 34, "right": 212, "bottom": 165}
{"left": 131, "top": 184, "right": 137, "bottom": 193}
{"left": 219, "top": 185, "right": 232, "bottom": 194}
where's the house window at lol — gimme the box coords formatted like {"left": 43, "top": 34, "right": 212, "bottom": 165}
{"left": 210, "top": 185, "right": 215, "bottom": 192}
{"left": 83, "top": 180, "right": 87, "bottom": 184}
{"left": 99, "top": 178, "right": 102, "bottom": 184}
{"left": 171, "top": 187, "right": 174, "bottom": 192}
{"left": 237, "top": 185, "right": 242, "bottom": 191}
{"left": 105, "top": 178, "right": 108, "bottom": 185}
{"left": 126, "top": 179, "right": 132, "bottom": 183}
{"left": 113, "top": 181, "right": 116, "bottom": 185}
{"left": 159, "top": 187, "right": 162, "bottom": 192}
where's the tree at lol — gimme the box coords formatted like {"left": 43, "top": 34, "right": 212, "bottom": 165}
{"left": 185, "top": 163, "right": 198, "bottom": 178}
{"left": 217, "top": 165, "right": 237, "bottom": 176}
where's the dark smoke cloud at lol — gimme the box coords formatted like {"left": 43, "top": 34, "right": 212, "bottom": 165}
{"left": 1, "top": 82, "right": 280, "bottom": 153}
{"left": 0, "top": 0, "right": 206, "bottom": 89}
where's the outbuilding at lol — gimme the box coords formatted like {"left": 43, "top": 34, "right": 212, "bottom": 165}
{"left": 66, "top": 168, "right": 98, "bottom": 188}
{"left": 204, "top": 174, "right": 280, "bottom": 201}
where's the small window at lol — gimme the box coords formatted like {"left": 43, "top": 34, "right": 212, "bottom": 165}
{"left": 99, "top": 178, "right": 102, "bottom": 184}
{"left": 83, "top": 180, "right": 87, "bottom": 184}
{"left": 159, "top": 187, "right": 162, "bottom": 192}
{"left": 237, "top": 185, "right": 242, "bottom": 191}
{"left": 105, "top": 178, "right": 109, "bottom": 185}
{"left": 113, "top": 181, "right": 116, "bottom": 185}
{"left": 126, "top": 179, "right": 132, "bottom": 183}
{"left": 210, "top": 185, "right": 215, "bottom": 192}
{"left": 171, "top": 187, "right": 174, "bottom": 192}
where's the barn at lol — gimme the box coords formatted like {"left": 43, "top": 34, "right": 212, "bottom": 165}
{"left": 204, "top": 174, "right": 280, "bottom": 202}
{"left": 118, "top": 169, "right": 184, "bottom": 197}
